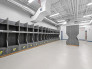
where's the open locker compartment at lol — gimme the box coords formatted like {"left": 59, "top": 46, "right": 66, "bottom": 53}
{"left": 28, "top": 25, "right": 34, "bottom": 32}
{"left": 49, "top": 29, "right": 52, "bottom": 42}
{"left": 0, "top": 32, "right": 7, "bottom": 56}
{"left": 33, "top": 26, "right": 39, "bottom": 46}
{"left": 0, "top": 18, "right": 8, "bottom": 31}
{"left": 38, "top": 26, "right": 43, "bottom": 45}
{"left": 28, "top": 25, "right": 34, "bottom": 48}
{"left": 19, "top": 23, "right": 28, "bottom": 50}
{"left": 28, "top": 34, "right": 33, "bottom": 48}
{"left": 42, "top": 27, "right": 47, "bottom": 44}
{"left": 46, "top": 28, "right": 50, "bottom": 43}
{"left": 20, "top": 23, "right": 27, "bottom": 32}
{"left": 0, "top": 19, "right": 8, "bottom": 56}
{"left": 8, "top": 21, "right": 19, "bottom": 31}
{"left": 8, "top": 21, "right": 20, "bottom": 53}
{"left": 8, "top": 33, "right": 19, "bottom": 53}
{"left": 51, "top": 29, "right": 55, "bottom": 42}
{"left": 19, "top": 33, "right": 27, "bottom": 50}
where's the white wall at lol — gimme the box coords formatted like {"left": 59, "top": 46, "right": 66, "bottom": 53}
{"left": 60, "top": 26, "right": 68, "bottom": 40}
{"left": 86, "top": 25, "right": 92, "bottom": 41}
{"left": 78, "top": 27, "right": 85, "bottom": 40}
{"left": 0, "top": 0, "right": 57, "bottom": 29}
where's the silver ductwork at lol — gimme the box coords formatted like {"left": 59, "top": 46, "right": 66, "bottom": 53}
{"left": 7, "top": 0, "right": 35, "bottom": 15}
{"left": 7, "top": 0, "right": 57, "bottom": 25}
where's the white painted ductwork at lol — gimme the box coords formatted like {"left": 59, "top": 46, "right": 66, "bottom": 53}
{"left": 7, "top": 0, "right": 57, "bottom": 25}
{"left": 7, "top": 0, "right": 35, "bottom": 15}
{"left": 30, "top": 0, "right": 51, "bottom": 22}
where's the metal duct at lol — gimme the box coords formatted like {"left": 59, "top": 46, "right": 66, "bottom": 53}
{"left": 7, "top": 0, "right": 35, "bottom": 15}
{"left": 7, "top": 0, "right": 57, "bottom": 25}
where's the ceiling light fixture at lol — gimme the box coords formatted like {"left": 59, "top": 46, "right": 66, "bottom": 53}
{"left": 57, "top": 20, "right": 65, "bottom": 22}
{"left": 80, "top": 20, "right": 92, "bottom": 25}
{"left": 50, "top": 13, "right": 59, "bottom": 17}
{"left": 28, "top": 0, "right": 34, "bottom": 3}
{"left": 59, "top": 22, "right": 67, "bottom": 25}
{"left": 87, "top": 2, "right": 92, "bottom": 6}
{"left": 83, "top": 14, "right": 92, "bottom": 18}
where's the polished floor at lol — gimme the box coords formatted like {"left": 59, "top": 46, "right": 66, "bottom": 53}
{"left": 0, "top": 40, "right": 92, "bottom": 69}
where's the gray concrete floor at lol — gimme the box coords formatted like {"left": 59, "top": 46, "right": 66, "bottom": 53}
{"left": 0, "top": 40, "right": 92, "bottom": 69}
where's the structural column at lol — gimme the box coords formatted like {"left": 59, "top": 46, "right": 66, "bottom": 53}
{"left": 66, "top": 25, "right": 79, "bottom": 46}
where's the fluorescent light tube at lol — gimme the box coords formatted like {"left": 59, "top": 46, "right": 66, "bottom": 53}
{"left": 28, "top": 0, "right": 34, "bottom": 3}
{"left": 58, "top": 20, "right": 65, "bottom": 22}
{"left": 50, "top": 13, "right": 59, "bottom": 17}
{"left": 83, "top": 14, "right": 92, "bottom": 18}
{"left": 87, "top": 2, "right": 92, "bottom": 6}
{"left": 80, "top": 20, "right": 92, "bottom": 25}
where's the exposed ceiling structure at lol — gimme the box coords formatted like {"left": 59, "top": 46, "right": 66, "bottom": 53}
{"left": 50, "top": 0, "right": 92, "bottom": 25}
{"left": 8, "top": 0, "right": 92, "bottom": 26}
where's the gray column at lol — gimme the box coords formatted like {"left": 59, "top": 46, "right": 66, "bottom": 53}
{"left": 66, "top": 25, "right": 79, "bottom": 46}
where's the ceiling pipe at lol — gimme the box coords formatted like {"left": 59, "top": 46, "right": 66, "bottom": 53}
{"left": 7, "top": 0, "right": 57, "bottom": 25}
{"left": 7, "top": 0, "right": 35, "bottom": 15}
{"left": 44, "top": 17, "right": 57, "bottom": 25}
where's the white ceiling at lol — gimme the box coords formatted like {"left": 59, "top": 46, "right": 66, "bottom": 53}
{"left": 50, "top": 0, "right": 92, "bottom": 24}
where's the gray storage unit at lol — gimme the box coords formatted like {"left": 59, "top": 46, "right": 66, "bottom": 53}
{"left": 0, "top": 18, "right": 60, "bottom": 57}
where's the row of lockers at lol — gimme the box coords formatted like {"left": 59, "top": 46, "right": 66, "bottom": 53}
{"left": 0, "top": 18, "right": 60, "bottom": 57}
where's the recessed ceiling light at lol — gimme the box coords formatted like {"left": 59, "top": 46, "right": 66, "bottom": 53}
{"left": 50, "top": 13, "right": 59, "bottom": 17}
{"left": 28, "top": 0, "right": 34, "bottom": 3}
